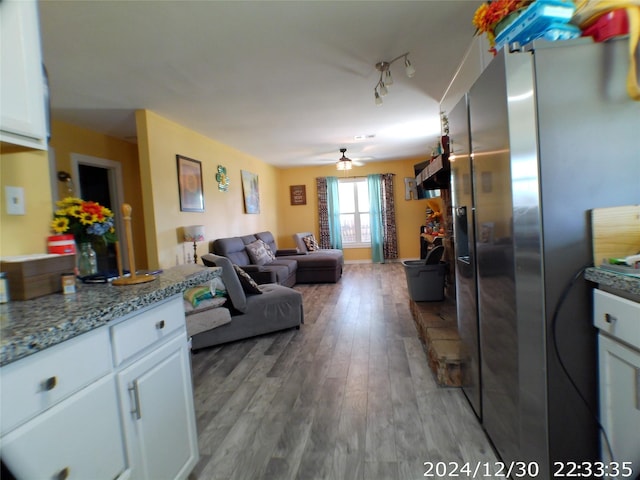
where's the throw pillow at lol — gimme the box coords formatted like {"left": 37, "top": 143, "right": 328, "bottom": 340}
{"left": 262, "top": 240, "right": 276, "bottom": 262}
{"left": 302, "top": 234, "right": 319, "bottom": 252}
{"left": 184, "top": 285, "right": 213, "bottom": 307}
{"left": 233, "top": 264, "right": 263, "bottom": 294}
{"left": 245, "top": 239, "right": 272, "bottom": 266}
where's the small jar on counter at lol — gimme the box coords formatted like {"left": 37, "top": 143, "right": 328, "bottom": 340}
{"left": 61, "top": 272, "right": 76, "bottom": 294}
{"left": 0, "top": 272, "right": 9, "bottom": 303}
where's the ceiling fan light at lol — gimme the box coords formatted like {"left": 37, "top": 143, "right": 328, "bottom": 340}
{"left": 336, "top": 159, "right": 352, "bottom": 171}
{"left": 405, "top": 57, "right": 415, "bottom": 78}
{"left": 336, "top": 148, "right": 354, "bottom": 171}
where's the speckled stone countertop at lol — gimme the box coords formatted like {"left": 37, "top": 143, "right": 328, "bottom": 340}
{"left": 585, "top": 267, "right": 640, "bottom": 298}
{"left": 0, "top": 264, "right": 219, "bottom": 367}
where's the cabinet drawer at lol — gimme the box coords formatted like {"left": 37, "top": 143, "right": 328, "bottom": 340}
{"left": 111, "top": 296, "right": 186, "bottom": 366}
{"left": 0, "top": 327, "right": 111, "bottom": 435}
{"left": 594, "top": 289, "right": 640, "bottom": 348}
{"left": 1, "top": 374, "right": 127, "bottom": 480}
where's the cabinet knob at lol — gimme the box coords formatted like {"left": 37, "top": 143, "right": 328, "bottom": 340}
{"left": 42, "top": 376, "right": 57, "bottom": 391}
{"left": 56, "top": 467, "right": 70, "bottom": 480}
{"left": 605, "top": 313, "right": 617, "bottom": 324}
{"left": 156, "top": 320, "right": 166, "bottom": 329}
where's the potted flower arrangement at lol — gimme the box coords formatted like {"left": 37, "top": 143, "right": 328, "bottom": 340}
{"left": 50, "top": 197, "right": 117, "bottom": 276}
{"left": 473, "top": 0, "right": 534, "bottom": 53}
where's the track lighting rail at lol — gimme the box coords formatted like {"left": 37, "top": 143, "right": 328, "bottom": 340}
{"left": 373, "top": 52, "right": 415, "bottom": 105}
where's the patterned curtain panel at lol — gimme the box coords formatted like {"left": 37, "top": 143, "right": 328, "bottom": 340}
{"left": 381, "top": 173, "right": 398, "bottom": 259}
{"left": 316, "top": 177, "right": 331, "bottom": 249}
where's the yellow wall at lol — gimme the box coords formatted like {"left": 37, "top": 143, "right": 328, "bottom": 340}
{"left": 277, "top": 158, "right": 432, "bottom": 262}
{"left": 0, "top": 145, "right": 53, "bottom": 255}
{"left": 48, "top": 120, "right": 147, "bottom": 267}
{"left": 136, "top": 110, "right": 280, "bottom": 269}
{"left": 1, "top": 113, "right": 438, "bottom": 266}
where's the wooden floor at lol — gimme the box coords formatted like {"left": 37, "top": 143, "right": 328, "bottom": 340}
{"left": 189, "top": 263, "right": 498, "bottom": 480}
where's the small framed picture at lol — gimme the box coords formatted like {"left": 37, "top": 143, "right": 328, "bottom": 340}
{"left": 177, "top": 155, "right": 204, "bottom": 212}
{"left": 290, "top": 185, "right": 306, "bottom": 205}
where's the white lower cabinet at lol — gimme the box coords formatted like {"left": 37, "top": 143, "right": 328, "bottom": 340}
{"left": 117, "top": 333, "right": 198, "bottom": 480}
{"left": 598, "top": 334, "right": 640, "bottom": 472}
{"left": 0, "top": 295, "right": 198, "bottom": 480}
{"left": 594, "top": 289, "right": 640, "bottom": 476}
{"left": 1, "top": 374, "right": 126, "bottom": 479}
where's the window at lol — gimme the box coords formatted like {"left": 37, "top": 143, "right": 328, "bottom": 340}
{"left": 338, "top": 178, "right": 370, "bottom": 246}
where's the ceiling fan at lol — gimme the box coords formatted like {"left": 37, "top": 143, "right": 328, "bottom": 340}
{"left": 316, "top": 148, "right": 369, "bottom": 168}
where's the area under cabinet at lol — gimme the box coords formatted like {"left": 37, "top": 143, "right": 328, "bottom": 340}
{"left": 0, "top": 294, "right": 198, "bottom": 480}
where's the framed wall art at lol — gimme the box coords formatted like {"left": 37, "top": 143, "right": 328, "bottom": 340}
{"left": 241, "top": 170, "right": 260, "bottom": 214}
{"left": 177, "top": 155, "right": 204, "bottom": 212}
{"left": 290, "top": 185, "right": 306, "bottom": 205}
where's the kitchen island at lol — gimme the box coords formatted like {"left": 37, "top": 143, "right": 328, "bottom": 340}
{"left": 0, "top": 263, "right": 218, "bottom": 366}
{"left": 0, "top": 264, "right": 215, "bottom": 480}
{"left": 585, "top": 266, "right": 640, "bottom": 299}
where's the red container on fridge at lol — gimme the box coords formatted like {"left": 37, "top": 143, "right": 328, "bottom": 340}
{"left": 582, "top": 9, "right": 629, "bottom": 43}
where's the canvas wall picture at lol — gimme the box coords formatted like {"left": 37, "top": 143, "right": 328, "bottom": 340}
{"left": 241, "top": 170, "right": 260, "bottom": 214}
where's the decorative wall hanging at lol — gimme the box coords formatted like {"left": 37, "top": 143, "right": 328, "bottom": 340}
{"left": 404, "top": 177, "right": 418, "bottom": 200}
{"left": 289, "top": 185, "right": 306, "bottom": 205}
{"left": 216, "top": 165, "right": 229, "bottom": 192}
{"left": 176, "top": 155, "right": 204, "bottom": 212}
{"left": 241, "top": 170, "right": 260, "bottom": 214}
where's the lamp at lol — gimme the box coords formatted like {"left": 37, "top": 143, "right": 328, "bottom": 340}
{"left": 373, "top": 52, "right": 415, "bottom": 106}
{"left": 183, "top": 225, "right": 205, "bottom": 264}
{"left": 336, "top": 148, "right": 353, "bottom": 171}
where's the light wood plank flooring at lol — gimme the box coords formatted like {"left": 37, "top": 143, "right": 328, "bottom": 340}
{"left": 189, "top": 263, "right": 498, "bottom": 480}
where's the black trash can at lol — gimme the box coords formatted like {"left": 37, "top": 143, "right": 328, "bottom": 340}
{"left": 402, "top": 260, "right": 447, "bottom": 302}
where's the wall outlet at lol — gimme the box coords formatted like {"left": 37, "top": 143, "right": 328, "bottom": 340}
{"left": 5, "top": 186, "right": 25, "bottom": 215}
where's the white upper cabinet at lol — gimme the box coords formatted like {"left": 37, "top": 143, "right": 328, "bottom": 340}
{"left": 0, "top": 0, "right": 48, "bottom": 150}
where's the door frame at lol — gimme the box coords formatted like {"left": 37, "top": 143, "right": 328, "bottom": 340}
{"left": 71, "top": 153, "right": 129, "bottom": 270}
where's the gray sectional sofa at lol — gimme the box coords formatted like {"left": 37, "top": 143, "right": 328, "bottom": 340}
{"left": 212, "top": 231, "right": 343, "bottom": 286}
{"left": 191, "top": 254, "right": 304, "bottom": 350}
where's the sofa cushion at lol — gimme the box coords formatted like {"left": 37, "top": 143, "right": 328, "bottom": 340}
{"left": 185, "top": 305, "right": 232, "bottom": 338}
{"left": 245, "top": 239, "right": 274, "bottom": 265}
{"left": 293, "top": 232, "right": 315, "bottom": 252}
{"left": 294, "top": 254, "right": 341, "bottom": 268}
{"left": 255, "top": 231, "right": 278, "bottom": 255}
{"left": 213, "top": 237, "right": 252, "bottom": 266}
{"left": 233, "top": 264, "right": 263, "bottom": 294}
{"left": 201, "top": 254, "right": 248, "bottom": 313}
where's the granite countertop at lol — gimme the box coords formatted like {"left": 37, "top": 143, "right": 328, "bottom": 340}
{"left": 585, "top": 267, "right": 640, "bottom": 298}
{"left": 0, "top": 264, "right": 219, "bottom": 367}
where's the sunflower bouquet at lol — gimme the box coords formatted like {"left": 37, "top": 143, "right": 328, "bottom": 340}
{"left": 51, "top": 197, "right": 117, "bottom": 245}
{"left": 473, "top": 0, "right": 533, "bottom": 52}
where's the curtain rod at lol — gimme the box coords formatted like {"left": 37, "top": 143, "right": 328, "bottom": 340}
{"left": 317, "top": 173, "right": 396, "bottom": 180}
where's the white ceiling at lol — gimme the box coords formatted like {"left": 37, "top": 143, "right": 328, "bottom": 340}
{"left": 39, "top": 0, "right": 481, "bottom": 168}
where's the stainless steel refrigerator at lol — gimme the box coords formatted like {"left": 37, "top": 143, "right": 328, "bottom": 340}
{"left": 450, "top": 37, "right": 640, "bottom": 478}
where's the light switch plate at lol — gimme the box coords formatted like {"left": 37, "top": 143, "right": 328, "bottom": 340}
{"left": 5, "top": 186, "right": 25, "bottom": 215}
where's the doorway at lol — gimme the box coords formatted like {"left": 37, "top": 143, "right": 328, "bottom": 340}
{"left": 71, "top": 154, "right": 129, "bottom": 272}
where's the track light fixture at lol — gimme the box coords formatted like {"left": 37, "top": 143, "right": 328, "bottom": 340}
{"left": 373, "top": 52, "right": 415, "bottom": 106}
{"left": 336, "top": 148, "right": 353, "bottom": 171}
